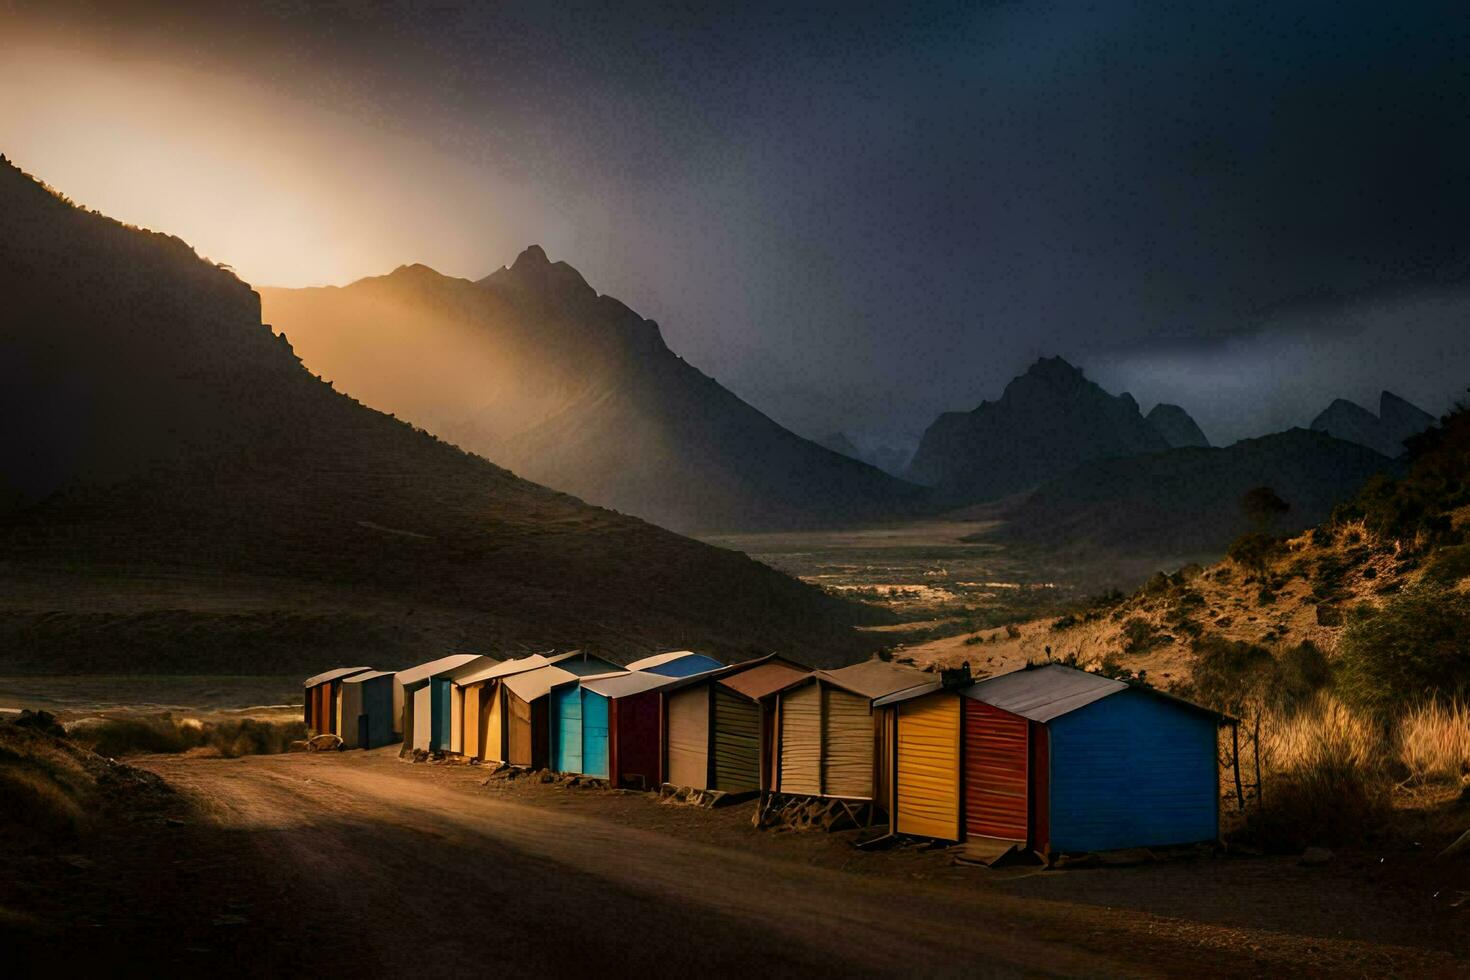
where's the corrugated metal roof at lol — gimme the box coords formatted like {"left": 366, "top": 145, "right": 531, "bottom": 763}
{"left": 720, "top": 661, "right": 811, "bottom": 700}
{"left": 818, "top": 659, "right": 932, "bottom": 700}
{"left": 302, "top": 666, "right": 372, "bottom": 689}
{"left": 452, "top": 654, "right": 550, "bottom": 687}
{"left": 581, "top": 670, "right": 704, "bottom": 699}
{"left": 960, "top": 664, "right": 1127, "bottom": 722}
{"left": 341, "top": 670, "right": 393, "bottom": 684}
{"left": 395, "top": 654, "right": 487, "bottom": 688}
{"left": 872, "top": 681, "right": 943, "bottom": 707}
{"left": 625, "top": 651, "right": 716, "bottom": 671}
{"left": 503, "top": 665, "right": 580, "bottom": 703}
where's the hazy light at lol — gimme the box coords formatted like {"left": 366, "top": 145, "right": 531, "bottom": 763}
{"left": 0, "top": 40, "right": 570, "bottom": 287}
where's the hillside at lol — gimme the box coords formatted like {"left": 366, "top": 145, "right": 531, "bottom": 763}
{"left": 905, "top": 403, "right": 1470, "bottom": 687}
{"left": 983, "top": 427, "right": 1394, "bottom": 562}
{"left": 906, "top": 357, "right": 1176, "bottom": 501}
{"left": 1310, "top": 390, "right": 1435, "bottom": 458}
{"left": 0, "top": 156, "right": 885, "bottom": 673}
{"left": 259, "top": 250, "right": 924, "bottom": 533}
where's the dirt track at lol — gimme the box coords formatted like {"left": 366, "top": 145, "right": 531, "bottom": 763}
{"left": 8, "top": 749, "right": 1468, "bottom": 977}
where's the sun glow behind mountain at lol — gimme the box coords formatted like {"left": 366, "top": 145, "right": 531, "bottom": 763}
{"left": 0, "top": 40, "right": 566, "bottom": 288}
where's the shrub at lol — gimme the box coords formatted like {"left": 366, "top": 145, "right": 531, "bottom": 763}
{"left": 70, "top": 714, "right": 308, "bottom": 759}
{"left": 1228, "top": 532, "right": 1282, "bottom": 573}
{"left": 1249, "top": 697, "right": 1391, "bottom": 850}
{"left": 1423, "top": 543, "right": 1470, "bottom": 585}
{"left": 1121, "top": 617, "right": 1167, "bottom": 655}
{"left": 1335, "top": 585, "right": 1470, "bottom": 717}
{"left": 1049, "top": 614, "right": 1077, "bottom": 632}
{"left": 1397, "top": 699, "right": 1470, "bottom": 782}
{"left": 1311, "top": 525, "right": 1335, "bottom": 547}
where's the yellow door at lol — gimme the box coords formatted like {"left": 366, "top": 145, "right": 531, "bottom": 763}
{"left": 463, "top": 684, "right": 482, "bottom": 759}
{"left": 895, "top": 693, "right": 961, "bottom": 840}
{"left": 485, "top": 683, "right": 504, "bottom": 762}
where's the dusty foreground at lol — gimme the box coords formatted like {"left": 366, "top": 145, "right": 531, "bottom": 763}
{"left": 5, "top": 749, "right": 1468, "bottom": 978}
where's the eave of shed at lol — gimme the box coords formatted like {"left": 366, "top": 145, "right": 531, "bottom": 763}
{"left": 625, "top": 651, "right": 721, "bottom": 671}
{"left": 302, "top": 666, "right": 373, "bottom": 689}
{"left": 396, "top": 653, "right": 488, "bottom": 689}
{"left": 503, "top": 665, "right": 580, "bottom": 703}
{"left": 453, "top": 654, "right": 551, "bottom": 687}
{"left": 960, "top": 664, "right": 1127, "bottom": 722}
{"left": 341, "top": 670, "right": 393, "bottom": 685}
{"left": 817, "top": 659, "right": 931, "bottom": 700}
{"left": 581, "top": 670, "right": 704, "bottom": 699}
{"left": 719, "top": 661, "right": 811, "bottom": 700}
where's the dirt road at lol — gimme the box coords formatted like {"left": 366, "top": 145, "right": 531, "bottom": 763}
{"left": 9, "top": 749, "right": 1468, "bottom": 976}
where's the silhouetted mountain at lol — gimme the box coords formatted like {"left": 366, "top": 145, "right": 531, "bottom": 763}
{"left": 817, "top": 432, "right": 864, "bottom": 460}
{"left": 984, "top": 428, "right": 1394, "bottom": 560}
{"left": 906, "top": 357, "right": 1170, "bottom": 501}
{"left": 0, "top": 156, "right": 883, "bottom": 672}
{"left": 1146, "top": 403, "right": 1210, "bottom": 448}
{"left": 1310, "top": 391, "right": 1435, "bottom": 458}
{"left": 260, "top": 251, "right": 923, "bottom": 532}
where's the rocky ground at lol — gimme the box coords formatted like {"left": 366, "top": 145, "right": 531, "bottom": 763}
{"left": 2, "top": 742, "right": 1466, "bottom": 976}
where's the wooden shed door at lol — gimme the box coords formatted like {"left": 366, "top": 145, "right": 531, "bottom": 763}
{"left": 463, "top": 686, "right": 482, "bottom": 759}
{"left": 484, "top": 684, "right": 504, "bottom": 763}
{"left": 778, "top": 684, "right": 821, "bottom": 795}
{"left": 713, "top": 687, "right": 761, "bottom": 793}
{"left": 582, "top": 691, "right": 610, "bottom": 779}
{"left": 666, "top": 687, "right": 709, "bottom": 789}
{"left": 964, "top": 700, "right": 1030, "bottom": 842}
{"left": 412, "top": 686, "right": 433, "bottom": 752}
{"left": 896, "top": 694, "right": 961, "bottom": 840}
{"left": 553, "top": 685, "right": 583, "bottom": 774}
{"left": 823, "top": 687, "right": 874, "bottom": 799}
{"left": 508, "top": 693, "right": 532, "bottom": 766}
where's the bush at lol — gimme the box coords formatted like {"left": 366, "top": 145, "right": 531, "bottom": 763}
{"left": 1228, "top": 532, "right": 1282, "bottom": 573}
{"left": 1049, "top": 614, "right": 1078, "bottom": 631}
{"left": 1335, "top": 585, "right": 1470, "bottom": 717}
{"left": 1247, "top": 696, "right": 1392, "bottom": 850}
{"left": 1186, "top": 636, "right": 1330, "bottom": 716}
{"left": 1423, "top": 543, "right": 1470, "bottom": 585}
{"left": 70, "top": 714, "right": 308, "bottom": 759}
{"left": 1121, "top": 617, "right": 1168, "bottom": 655}
{"left": 1397, "top": 700, "right": 1470, "bottom": 782}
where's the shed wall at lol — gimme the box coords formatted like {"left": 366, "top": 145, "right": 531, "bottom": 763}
{"left": 484, "top": 684, "right": 504, "bottom": 762}
{"left": 412, "top": 685, "right": 433, "bottom": 752}
{"left": 507, "top": 692, "right": 532, "bottom": 766}
{"left": 778, "top": 684, "right": 821, "bottom": 796}
{"left": 963, "top": 700, "right": 1030, "bottom": 842}
{"left": 463, "top": 685, "right": 482, "bottom": 759}
{"left": 613, "top": 690, "right": 661, "bottom": 789}
{"left": 712, "top": 687, "right": 761, "bottom": 793}
{"left": 553, "top": 685, "right": 583, "bottom": 774}
{"left": 666, "top": 687, "right": 709, "bottom": 788}
{"left": 895, "top": 693, "right": 960, "bottom": 840}
{"left": 338, "top": 682, "right": 363, "bottom": 749}
{"left": 582, "top": 691, "right": 610, "bottom": 778}
{"left": 822, "top": 686, "right": 873, "bottom": 799}
{"left": 1047, "top": 689, "right": 1219, "bottom": 852}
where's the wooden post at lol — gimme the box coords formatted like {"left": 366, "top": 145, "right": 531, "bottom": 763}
{"left": 1231, "top": 721, "right": 1245, "bottom": 810}
{"left": 1253, "top": 713, "right": 1263, "bottom": 810}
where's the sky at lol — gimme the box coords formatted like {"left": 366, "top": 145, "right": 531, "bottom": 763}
{"left": 4, "top": 1, "right": 1470, "bottom": 451}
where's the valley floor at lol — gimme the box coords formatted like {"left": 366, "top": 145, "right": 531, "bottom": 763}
{"left": 5, "top": 748, "right": 1466, "bottom": 977}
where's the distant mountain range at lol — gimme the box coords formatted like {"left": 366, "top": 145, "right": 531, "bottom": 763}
{"left": 0, "top": 157, "right": 882, "bottom": 672}
{"left": 906, "top": 357, "right": 1186, "bottom": 501}
{"left": 260, "top": 249, "right": 923, "bottom": 533}
{"left": 985, "top": 427, "right": 1396, "bottom": 561}
{"left": 1310, "top": 391, "right": 1436, "bottom": 458}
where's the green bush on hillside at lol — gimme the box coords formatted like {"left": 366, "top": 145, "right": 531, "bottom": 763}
{"left": 1185, "top": 636, "right": 1331, "bottom": 717}
{"left": 1336, "top": 585, "right": 1470, "bottom": 717}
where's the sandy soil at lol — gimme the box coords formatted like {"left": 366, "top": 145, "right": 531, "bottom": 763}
{"left": 5, "top": 748, "right": 1466, "bottom": 977}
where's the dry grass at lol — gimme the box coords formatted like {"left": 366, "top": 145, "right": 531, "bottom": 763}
{"left": 1240, "top": 693, "right": 1469, "bottom": 849}
{"left": 69, "top": 714, "right": 307, "bottom": 759}
{"left": 1398, "top": 699, "right": 1470, "bottom": 782}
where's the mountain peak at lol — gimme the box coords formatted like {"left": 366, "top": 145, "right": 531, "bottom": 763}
{"left": 513, "top": 244, "right": 550, "bottom": 269}
{"left": 1022, "top": 355, "right": 1086, "bottom": 386}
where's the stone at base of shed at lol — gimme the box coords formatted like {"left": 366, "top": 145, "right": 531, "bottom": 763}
{"left": 658, "top": 783, "right": 756, "bottom": 808}
{"left": 752, "top": 794, "right": 878, "bottom": 832}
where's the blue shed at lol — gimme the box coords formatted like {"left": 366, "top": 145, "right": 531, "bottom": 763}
{"left": 963, "top": 664, "right": 1228, "bottom": 854}
{"left": 625, "top": 651, "right": 723, "bottom": 678}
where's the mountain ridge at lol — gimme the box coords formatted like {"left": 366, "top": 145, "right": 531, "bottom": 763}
{"left": 0, "top": 155, "right": 882, "bottom": 672}
{"left": 261, "top": 249, "right": 925, "bottom": 532}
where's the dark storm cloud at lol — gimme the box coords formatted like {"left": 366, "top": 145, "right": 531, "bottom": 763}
{"left": 10, "top": 1, "right": 1470, "bottom": 447}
